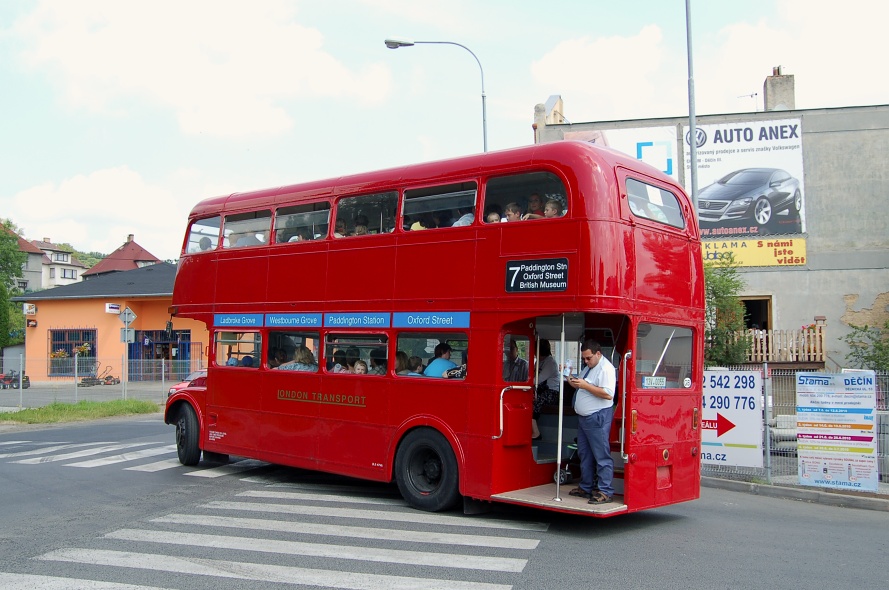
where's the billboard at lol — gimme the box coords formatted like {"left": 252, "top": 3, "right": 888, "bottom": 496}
{"left": 564, "top": 126, "right": 678, "bottom": 180}
{"left": 683, "top": 119, "right": 805, "bottom": 238}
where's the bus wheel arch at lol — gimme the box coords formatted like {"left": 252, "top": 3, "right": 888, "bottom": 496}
{"left": 394, "top": 427, "right": 461, "bottom": 512}
{"left": 174, "top": 403, "right": 201, "bottom": 466}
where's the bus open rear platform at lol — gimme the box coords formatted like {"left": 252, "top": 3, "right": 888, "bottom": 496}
{"left": 491, "top": 483, "right": 627, "bottom": 516}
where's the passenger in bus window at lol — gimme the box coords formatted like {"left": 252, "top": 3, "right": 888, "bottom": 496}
{"left": 452, "top": 206, "right": 475, "bottom": 227}
{"left": 344, "top": 347, "right": 360, "bottom": 372}
{"left": 444, "top": 351, "right": 467, "bottom": 379}
{"left": 525, "top": 193, "right": 544, "bottom": 217}
{"left": 329, "top": 349, "right": 347, "bottom": 372}
{"left": 395, "top": 351, "right": 410, "bottom": 375}
{"left": 369, "top": 347, "right": 387, "bottom": 375}
{"left": 199, "top": 237, "right": 212, "bottom": 251}
{"left": 277, "top": 346, "right": 318, "bottom": 372}
{"left": 525, "top": 199, "right": 564, "bottom": 220}
{"left": 423, "top": 343, "right": 456, "bottom": 378}
{"left": 504, "top": 203, "right": 523, "bottom": 222}
{"left": 268, "top": 347, "right": 287, "bottom": 369}
{"left": 353, "top": 224, "right": 368, "bottom": 236}
{"left": 504, "top": 340, "right": 529, "bottom": 382}
{"left": 225, "top": 348, "right": 239, "bottom": 366}
{"left": 485, "top": 211, "right": 501, "bottom": 223}
{"left": 334, "top": 219, "right": 347, "bottom": 238}
{"left": 240, "top": 355, "right": 255, "bottom": 367}
{"left": 407, "top": 356, "right": 424, "bottom": 376}
{"left": 353, "top": 360, "right": 368, "bottom": 374}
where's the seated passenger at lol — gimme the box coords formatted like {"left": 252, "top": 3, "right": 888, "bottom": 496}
{"left": 333, "top": 219, "right": 347, "bottom": 238}
{"left": 353, "top": 359, "right": 368, "bottom": 374}
{"left": 369, "top": 347, "right": 387, "bottom": 375}
{"left": 423, "top": 343, "right": 457, "bottom": 378}
{"left": 486, "top": 211, "right": 501, "bottom": 223}
{"left": 235, "top": 233, "right": 263, "bottom": 247}
{"left": 504, "top": 202, "right": 523, "bottom": 222}
{"left": 225, "top": 349, "right": 239, "bottom": 366}
{"left": 199, "top": 237, "right": 212, "bottom": 251}
{"left": 277, "top": 346, "right": 318, "bottom": 372}
{"left": 451, "top": 206, "right": 475, "bottom": 227}
{"left": 524, "top": 199, "right": 563, "bottom": 220}
{"left": 353, "top": 224, "right": 368, "bottom": 236}
{"left": 329, "top": 349, "right": 347, "bottom": 372}
{"left": 268, "top": 347, "right": 286, "bottom": 368}
{"left": 240, "top": 355, "right": 254, "bottom": 367}
{"left": 407, "top": 356, "right": 424, "bottom": 376}
{"left": 395, "top": 351, "right": 410, "bottom": 375}
{"left": 444, "top": 351, "right": 467, "bottom": 379}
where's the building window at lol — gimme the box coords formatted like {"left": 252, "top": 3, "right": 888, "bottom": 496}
{"left": 47, "top": 329, "right": 97, "bottom": 376}
{"left": 62, "top": 269, "right": 77, "bottom": 279}
{"left": 49, "top": 268, "right": 55, "bottom": 279}
{"left": 53, "top": 252, "right": 70, "bottom": 263}
{"left": 17, "top": 280, "right": 27, "bottom": 290}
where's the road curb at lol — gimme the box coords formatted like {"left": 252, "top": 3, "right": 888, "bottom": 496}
{"left": 702, "top": 476, "right": 889, "bottom": 512}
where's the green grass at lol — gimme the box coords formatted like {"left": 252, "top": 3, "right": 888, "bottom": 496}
{"left": 0, "top": 400, "right": 161, "bottom": 424}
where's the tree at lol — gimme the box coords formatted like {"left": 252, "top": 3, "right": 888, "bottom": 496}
{"left": 842, "top": 321, "right": 889, "bottom": 371}
{"left": 1, "top": 219, "right": 27, "bottom": 348}
{"left": 704, "top": 252, "right": 750, "bottom": 367}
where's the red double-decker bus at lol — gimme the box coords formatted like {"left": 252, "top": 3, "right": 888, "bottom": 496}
{"left": 165, "top": 140, "right": 705, "bottom": 517}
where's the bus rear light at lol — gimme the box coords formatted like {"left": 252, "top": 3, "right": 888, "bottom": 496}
{"left": 631, "top": 410, "right": 637, "bottom": 434}
{"left": 693, "top": 407, "right": 699, "bottom": 429}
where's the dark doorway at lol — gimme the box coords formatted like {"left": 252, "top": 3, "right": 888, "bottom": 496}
{"left": 741, "top": 298, "right": 771, "bottom": 330}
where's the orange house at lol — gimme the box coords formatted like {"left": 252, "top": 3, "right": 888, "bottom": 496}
{"left": 13, "top": 263, "right": 208, "bottom": 383}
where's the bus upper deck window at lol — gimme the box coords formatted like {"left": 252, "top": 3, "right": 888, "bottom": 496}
{"left": 626, "top": 179, "right": 685, "bottom": 229}
{"left": 275, "top": 203, "right": 330, "bottom": 243}
{"left": 483, "top": 172, "right": 567, "bottom": 224}
{"left": 335, "top": 192, "right": 398, "bottom": 237}
{"left": 224, "top": 210, "right": 272, "bottom": 248}
{"left": 403, "top": 182, "right": 478, "bottom": 229}
{"left": 186, "top": 216, "right": 221, "bottom": 253}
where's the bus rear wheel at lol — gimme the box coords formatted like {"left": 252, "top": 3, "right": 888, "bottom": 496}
{"left": 395, "top": 428, "right": 460, "bottom": 512}
{"left": 175, "top": 404, "right": 201, "bottom": 466}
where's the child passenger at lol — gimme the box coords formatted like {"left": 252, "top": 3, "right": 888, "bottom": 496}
{"left": 353, "top": 360, "right": 368, "bottom": 374}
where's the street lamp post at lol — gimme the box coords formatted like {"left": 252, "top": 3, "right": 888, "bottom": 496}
{"left": 384, "top": 37, "right": 488, "bottom": 153}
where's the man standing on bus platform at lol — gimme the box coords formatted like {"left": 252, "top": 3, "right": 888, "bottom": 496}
{"left": 568, "top": 340, "right": 616, "bottom": 504}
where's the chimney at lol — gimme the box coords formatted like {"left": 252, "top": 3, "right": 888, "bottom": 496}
{"left": 127, "top": 234, "right": 134, "bottom": 242}
{"left": 763, "top": 66, "right": 795, "bottom": 111}
{"left": 43, "top": 237, "right": 51, "bottom": 242}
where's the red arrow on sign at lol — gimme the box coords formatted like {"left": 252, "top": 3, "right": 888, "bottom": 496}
{"left": 701, "top": 413, "right": 737, "bottom": 437}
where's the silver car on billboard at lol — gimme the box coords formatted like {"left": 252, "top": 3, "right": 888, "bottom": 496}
{"left": 697, "top": 168, "right": 802, "bottom": 228}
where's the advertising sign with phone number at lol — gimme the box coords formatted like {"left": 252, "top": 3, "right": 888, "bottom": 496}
{"left": 702, "top": 370, "right": 763, "bottom": 468}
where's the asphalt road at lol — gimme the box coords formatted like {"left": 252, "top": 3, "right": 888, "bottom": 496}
{"left": 0, "top": 414, "right": 887, "bottom": 590}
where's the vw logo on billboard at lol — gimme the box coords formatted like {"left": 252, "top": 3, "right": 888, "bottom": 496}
{"left": 685, "top": 128, "right": 707, "bottom": 148}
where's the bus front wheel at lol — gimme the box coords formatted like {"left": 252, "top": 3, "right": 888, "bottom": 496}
{"left": 395, "top": 428, "right": 460, "bottom": 512}
{"left": 175, "top": 404, "right": 201, "bottom": 466}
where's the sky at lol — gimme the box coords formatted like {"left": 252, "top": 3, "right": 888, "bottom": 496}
{"left": 1, "top": 0, "right": 886, "bottom": 261}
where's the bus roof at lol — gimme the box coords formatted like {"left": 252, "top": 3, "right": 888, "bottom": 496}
{"left": 189, "top": 141, "right": 679, "bottom": 219}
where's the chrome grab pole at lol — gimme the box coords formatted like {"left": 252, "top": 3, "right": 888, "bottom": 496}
{"left": 621, "top": 350, "right": 632, "bottom": 461}
{"left": 493, "top": 386, "right": 532, "bottom": 439}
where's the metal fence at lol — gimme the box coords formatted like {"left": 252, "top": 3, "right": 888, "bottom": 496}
{"left": 701, "top": 367, "right": 889, "bottom": 487}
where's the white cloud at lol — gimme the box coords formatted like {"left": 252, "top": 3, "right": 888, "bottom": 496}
{"left": 12, "top": 0, "right": 392, "bottom": 137}
{"left": 530, "top": 25, "right": 688, "bottom": 122}
{"left": 11, "top": 166, "right": 192, "bottom": 260}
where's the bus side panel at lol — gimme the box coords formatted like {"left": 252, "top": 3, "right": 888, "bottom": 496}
{"left": 267, "top": 241, "right": 329, "bottom": 307}
{"left": 174, "top": 253, "right": 217, "bottom": 307}
{"left": 204, "top": 368, "right": 262, "bottom": 454}
{"left": 633, "top": 226, "right": 694, "bottom": 307}
{"left": 394, "top": 231, "right": 476, "bottom": 302}
{"left": 260, "top": 371, "right": 322, "bottom": 466}
{"left": 327, "top": 235, "right": 396, "bottom": 304}
{"left": 215, "top": 249, "right": 270, "bottom": 306}
{"left": 625, "top": 393, "right": 701, "bottom": 511}
{"left": 314, "top": 374, "right": 394, "bottom": 480}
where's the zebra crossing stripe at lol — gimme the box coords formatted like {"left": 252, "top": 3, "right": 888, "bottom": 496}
{"left": 0, "top": 572, "right": 168, "bottom": 589}
{"left": 12, "top": 443, "right": 153, "bottom": 464}
{"left": 65, "top": 445, "right": 177, "bottom": 468}
{"left": 205, "top": 500, "right": 550, "bottom": 531}
{"left": 106, "top": 528, "right": 528, "bottom": 572}
{"left": 124, "top": 458, "right": 181, "bottom": 472}
{"left": 0, "top": 441, "right": 112, "bottom": 459}
{"left": 152, "top": 513, "right": 540, "bottom": 550}
{"left": 239, "top": 489, "right": 405, "bottom": 506}
{"left": 38, "top": 548, "right": 514, "bottom": 590}
{"left": 182, "top": 459, "right": 268, "bottom": 478}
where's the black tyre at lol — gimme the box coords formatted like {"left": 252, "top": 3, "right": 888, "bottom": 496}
{"left": 790, "top": 190, "right": 802, "bottom": 218}
{"left": 12, "top": 382, "right": 18, "bottom": 389}
{"left": 395, "top": 428, "right": 460, "bottom": 512}
{"left": 175, "top": 404, "right": 201, "bottom": 466}
{"left": 202, "top": 451, "right": 230, "bottom": 464}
